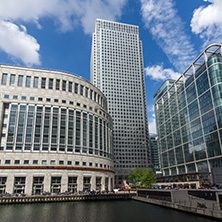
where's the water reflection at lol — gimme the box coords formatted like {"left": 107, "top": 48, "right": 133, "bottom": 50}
{"left": 0, "top": 200, "right": 216, "bottom": 222}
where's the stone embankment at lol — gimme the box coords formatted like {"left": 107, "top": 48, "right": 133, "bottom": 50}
{"left": 0, "top": 193, "right": 136, "bottom": 205}
{"left": 133, "top": 189, "right": 222, "bottom": 220}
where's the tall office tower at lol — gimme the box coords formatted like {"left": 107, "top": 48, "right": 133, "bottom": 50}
{"left": 91, "top": 19, "right": 151, "bottom": 184}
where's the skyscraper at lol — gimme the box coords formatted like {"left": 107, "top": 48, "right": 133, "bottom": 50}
{"left": 91, "top": 19, "right": 151, "bottom": 183}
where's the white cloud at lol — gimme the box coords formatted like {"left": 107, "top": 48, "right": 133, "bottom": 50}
{"left": 191, "top": 0, "right": 222, "bottom": 47}
{"left": 145, "top": 64, "right": 180, "bottom": 81}
{"left": 0, "top": 21, "right": 40, "bottom": 66}
{"left": 148, "top": 117, "right": 157, "bottom": 134}
{"left": 147, "top": 104, "right": 154, "bottom": 112}
{"left": 0, "top": 0, "right": 127, "bottom": 65}
{"left": 141, "top": 0, "right": 197, "bottom": 72}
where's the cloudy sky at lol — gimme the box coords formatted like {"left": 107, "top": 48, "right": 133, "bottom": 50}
{"left": 0, "top": 0, "right": 221, "bottom": 134}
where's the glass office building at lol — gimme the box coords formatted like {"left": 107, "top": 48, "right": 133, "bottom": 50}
{"left": 91, "top": 19, "right": 151, "bottom": 184}
{"left": 155, "top": 44, "right": 222, "bottom": 184}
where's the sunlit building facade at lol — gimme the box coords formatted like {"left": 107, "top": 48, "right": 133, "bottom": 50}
{"left": 91, "top": 19, "right": 151, "bottom": 183}
{"left": 155, "top": 44, "right": 222, "bottom": 184}
{"left": 0, "top": 65, "right": 114, "bottom": 195}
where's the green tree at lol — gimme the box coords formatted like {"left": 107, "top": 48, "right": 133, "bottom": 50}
{"left": 128, "top": 168, "right": 156, "bottom": 187}
{"left": 141, "top": 168, "right": 156, "bottom": 188}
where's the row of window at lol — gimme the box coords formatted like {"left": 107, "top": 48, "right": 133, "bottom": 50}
{"left": 0, "top": 159, "right": 111, "bottom": 169}
{"left": 1, "top": 73, "right": 105, "bottom": 107}
{"left": 3, "top": 94, "right": 104, "bottom": 115}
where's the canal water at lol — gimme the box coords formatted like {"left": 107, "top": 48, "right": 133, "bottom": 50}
{"left": 0, "top": 200, "right": 216, "bottom": 222}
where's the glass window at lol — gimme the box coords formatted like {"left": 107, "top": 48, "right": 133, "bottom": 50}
{"left": 34, "top": 77, "right": 39, "bottom": 88}
{"left": 85, "top": 87, "right": 88, "bottom": 98}
{"left": 21, "top": 96, "right": 26, "bottom": 100}
{"left": 196, "top": 71, "right": 209, "bottom": 96}
{"left": 49, "top": 78, "right": 53, "bottom": 89}
{"left": 56, "top": 79, "right": 60, "bottom": 90}
{"left": 75, "top": 83, "right": 78, "bottom": 94}
{"left": 26, "top": 76, "right": 31, "bottom": 87}
{"left": 5, "top": 160, "right": 10, "bottom": 164}
{"left": 42, "top": 160, "right": 47, "bottom": 164}
{"left": 80, "top": 85, "right": 84, "bottom": 96}
{"left": 2, "top": 73, "right": 7, "bottom": 85}
{"left": 10, "top": 74, "right": 16, "bottom": 86}
{"left": 206, "top": 131, "right": 221, "bottom": 157}
{"left": 202, "top": 110, "right": 217, "bottom": 134}
{"left": 193, "top": 137, "right": 206, "bottom": 160}
{"left": 30, "top": 97, "right": 34, "bottom": 101}
{"left": 198, "top": 90, "right": 213, "bottom": 115}
{"left": 4, "top": 95, "right": 9, "bottom": 99}
{"left": 33, "top": 160, "right": 38, "bottom": 164}
{"left": 68, "top": 82, "right": 72, "bottom": 92}
{"left": 41, "top": 78, "right": 46, "bottom": 89}
{"left": 50, "top": 160, "right": 56, "bottom": 164}
{"left": 18, "top": 75, "right": 23, "bottom": 87}
{"left": 14, "top": 160, "right": 20, "bottom": 164}
{"left": 24, "top": 160, "right": 29, "bottom": 164}
{"left": 62, "top": 80, "right": 66, "bottom": 91}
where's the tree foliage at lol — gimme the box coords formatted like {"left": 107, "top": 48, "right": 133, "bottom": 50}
{"left": 128, "top": 168, "right": 156, "bottom": 188}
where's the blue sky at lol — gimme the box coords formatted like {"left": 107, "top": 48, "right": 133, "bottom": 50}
{"left": 0, "top": 0, "right": 222, "bottom": 134}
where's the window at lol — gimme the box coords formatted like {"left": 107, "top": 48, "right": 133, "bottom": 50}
{"left": 33, "top": 160, "right": 38, "bottom": 164}
{"left": 56, "top": 79, "right": 60, "bottom": 90}
{"left": 41, "top": 78, "right": 46, "bottom": 89}
{"left": 75, "top": 83, "right": 78, "bottom": 94}
{"left": 14, "top": 160, "right": 20, "bottom": 164}
{"left": 69, "top": 101, "right": 73, "bottom": 105}
{"left": 2, "top": 73, "right": 7, "bottom": 85}
{"left": 46, "top": 98, "right": 51, "bottom": 102}
{"left": 68, "top": 82, "right": 72, "bottom": 92}
{"left": 54, "top": 99, "right": 58, "bottom": 103}
{"left": 21, "top": 96, "right": 26, "bottom": 100}
{"left": 13, "top": 95, "right": 18, "bottom": 99}
{"left": 75, "top": 161, "right": 79, "bottom": 166}
{"left": 10, "top": 74, "right": 16, "bottom": 86}
{"left": 24, "top": 160, "right": 29, "bottom": 164}
{"left": 5, "top": 160, "right": 10, "bottom": 164}
{"left": 49, "top": 78, "right": 53, "bottom": 89}
{"left": 50, "top": 160, "right": 56, "bottom": 165}
{"left": 42, "top": 160, "right": 47, "bottom": 164}
{"left": 26, "top": 76, "right": 31, "bottom": 87}
{"left": 30, "top": 97, "right": 34, "bottom": 101}
{"left": 89, "top": 162, "right": 92, "bottom": 167}
{"left": 67, "top": 161, "right": 72, "bottom": 165}
{"left": 85, "top": 87, "right": 88, "bottom": 98}
{"left": 34, "top": 77, "right": 39, "bottom": 88}
{"left": 59, "top": 160, "right": 64, "bottom": 165}
{"left": 18, "top": 75, "right": 23, "bottom": 87}
{"left": 4, "top": 95, "right": 9, "bottom": 99}
{"left": 80, "top": 85, "right": 84, "bottom": 95}
{"left": 77, "top": 103, "right": 80, "bottom": 107}
{"left": 62, "top": 80, "right": 66, "bottom": 91}
{"left": 38, "top": 97, "right": 43, "bottom": 101}
{"left": 62, "top": 100, "right": 66, "bottom": 104}
{"left": 83, "top": 162, "right": 86, "bottom": 166}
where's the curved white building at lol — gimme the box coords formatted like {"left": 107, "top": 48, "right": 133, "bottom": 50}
{"left": 0, "top": 65, "right": 114, "bottom": 195}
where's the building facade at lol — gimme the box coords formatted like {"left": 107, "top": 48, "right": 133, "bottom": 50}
{"left": 0, "top": 65, "right": 114, "bottom": 195}
{"left": 155, "top": 44, "right": 222, "bottom": 185}
{"left": 150, "top": 134, "right": 161, "bottom": 173}
{"left": 91, "top": 19, "right": 151, "bottom": 183}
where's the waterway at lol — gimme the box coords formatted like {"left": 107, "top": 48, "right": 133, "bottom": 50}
{"left": 0, "top": 200, "right": 217, "bottom": 222}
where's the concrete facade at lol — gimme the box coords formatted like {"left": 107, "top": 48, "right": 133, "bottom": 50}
{"left": 0, "top": 65, "right": 114, "bottom": 195}
{"left": 91, "top": 19, "right": 151, "bottom": 184}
